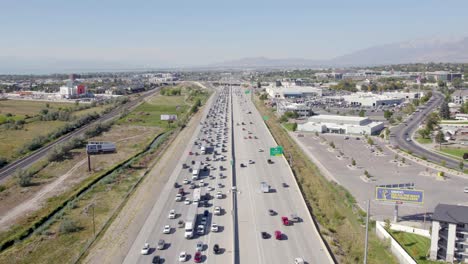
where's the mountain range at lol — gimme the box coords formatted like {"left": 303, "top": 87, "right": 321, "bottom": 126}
{"left": 211, "top": 36, "right": 468, "bottom": 69}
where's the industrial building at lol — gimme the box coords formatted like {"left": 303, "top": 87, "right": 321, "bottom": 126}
{"left": 327, "top": 92, "right": 420, "bottom": 107}
{"left": 59, "top": 75, "right": 88, "bottom": 98}
{"left": 426, "top": 71, "right": 463, "bottom": 82}
{"left": 276, "top": 100, "right": 311, "bottom": 117}
{"left": 430, "top": 203, "right": 468, "bottom": 263}
{"left": 297, "top": 115, "right": 384, "bottom": 135}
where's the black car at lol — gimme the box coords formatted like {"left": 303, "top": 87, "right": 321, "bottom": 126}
{"left": 268, "top": 209, "right": 276, "bottom": 216}
{"left": 152, "top": 255, "right": 161, "bottom": 264}
{"left": 204, "top": 210, "right": 209, "bottom": 217}
{"left": 240, "top": 163, "right": 246, "bottom": 168}
{"left": 267, "top": 159, "right": 273, "bottom": 164}
{"left": 282, "top": 183, "right": 288, "bottom": 188}
{"left": 174, "top": 182, "right": 179, "bottom": 188}
{"left": 261, "top": 231, "right": 270, "bottom": 239}
{"left": 213, "top": 244, "right": 220, "bottom": 254}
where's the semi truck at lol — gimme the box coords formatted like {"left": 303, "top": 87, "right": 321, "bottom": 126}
{"left": 184, "top": 203, "right": 198, "bottom": 239}
{"left": 192, "top": 162, "right": 201, "bottom": 180}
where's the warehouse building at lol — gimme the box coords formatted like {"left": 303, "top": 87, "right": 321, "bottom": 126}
{"left": 429, "top": 203, "right": 468, "bottom": 263}
{"left": 297, "top": 115, "right": 384, "bottom": 135}
{"left": 265, "top": 85, "right": 322, "bottom": 99}
{"left": 276, "top": 100, "right": 312, "bottom": 117}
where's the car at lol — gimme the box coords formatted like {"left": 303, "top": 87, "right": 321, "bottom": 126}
{"left": 294, "top": 257, "right": 305, "bottom": 264}
{"left": 290, "top": 214, "right": 300, "bottom": 222}
{"left": 268, "top": 209, "right": 276, "bottom": 216}
{"left": 179, "top": 188, "right": 185, "bottom": 195}
{"left": 179, "top": 251, "right": 187, "bottom": 262}
{"left": 168, "top": 210, "right": 176, "bottom": 219}
{"left": 163, "top": 225, "right": 171, "bottom": 234}
{"left": 214, "top": 206, "right": 221, "bottom": 215}
{"left": 184, "top": 199, "right": 191, "bottom": 205}
{"left": 240, "top": 163, "right": 246, "bottom": 167}
{"left": 406, "top": 137, "right": 412, "bottom": 142}
{"left": 174, "top": 182, "right": 179, "bottom": 188}
{"left": 267, "top": 159, "right": 273, "bottom": 164}
{"left": 197, "top": 225, "right": 205, "bottom": 235}
{"left": 152, "top": 256, "right": 161, "bottom": 264}
{"left": 156, "top": 239, "right": 165, "bottom": 250}
{"left": 211, "top": 223, "right": 219, "bottom": 232}
{"left": 217, "top": 183, "right": 223, "bottom": 189}
{"left": 189, "top": 184, "right": 196, "bottom": 189}
{"left": 216, "top": 191, "right": 223, "bottom": 199}
{"left": 183, "top": 179, "right": 190, "bottom": 184}
{"left": 282, "top": 182, "right": 288, "bottom": 188}
{"left": 464, "top": 187, "right": 468, "bottom": 193}
{"left": 355, "top": 137, "right": 360, "bottom": 140}
{"left": 196, "top": 241, "right": 203, "bottom": 251}
{"left": 200, "top": 216, "right": 207, "bottom": 226}
{"left": 178, "top": 220, "right": 185, "bottom": 228}
{"left": 248, "top": 160, "right": 254, "bottom": 164}
{"left": 208, "top": 186, "right": 214, "bottom": 191}
{"left": 189, "top": 151, "right": 193, "bottom": 155}
{"left": 213, "top": 244, "right": 220, "bottom": 254}
{"left": 194, "top": 251, "right": 202, "bottom": 263}
{"left": 175, "top": 194, "right": 183, "bottom": 202}
{"left": 344, "top": 136, "right": 349, "bottom": 140}
{"left": 141, "top": 243, "right": 150, "bottom": 255}
{"left": 258, "top": 148, "right": 264, "bottom": 152}
{"left": 204, "top": 209, "right": 209, "bottom": 217}
{"left": 275, "top": 230, "right": 282, "bottom": 240}
{"left": 281, "top": 216, "right": 290, "bottom": 226}
{"left": 261, "top": 231, "right": 270, "bottom": 239}
{"left": 298, "top": 134, "right": 304, "bottom": 137}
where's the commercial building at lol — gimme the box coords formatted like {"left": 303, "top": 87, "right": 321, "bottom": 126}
{"left": 265, "top": 84, "right": 322, "bottom": 99}
{"left": 452, "top": 90, "right": 468, "bottom": 105}
{"left": 429, "top": 203, "right": 468, "bottom": 263}
{"left": 426, "top": 71, "right": 463, "bottom": 82}
{"left": 297, "top": 115, "right": 384, "bottom": 135}
{"left": 59, "top": 77, "right": 87, "bottom": 99}
{"left": 276, "top": 100, "right": 311, "bottom": 117}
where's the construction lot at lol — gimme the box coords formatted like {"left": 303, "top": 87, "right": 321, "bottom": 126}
{"left": 292, "top": 132, "right": 468, "bottom": 223}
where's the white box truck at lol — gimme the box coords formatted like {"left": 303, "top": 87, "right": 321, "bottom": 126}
{"left": 192, "top": 162, "right": 201, "bottom": 180}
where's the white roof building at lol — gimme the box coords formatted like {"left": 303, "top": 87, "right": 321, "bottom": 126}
{"left": 298, "top": 114, "right": 384, "bottom": 135}
{"left": 265, "top": 84, "right": 322, "bottom": 99}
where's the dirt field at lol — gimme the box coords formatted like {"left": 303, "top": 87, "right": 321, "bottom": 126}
{"left": 0, "top": 125, "right": 160, "bottom": 234}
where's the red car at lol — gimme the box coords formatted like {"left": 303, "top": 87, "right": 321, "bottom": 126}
{"left": 274, "top": 230, "right": 282, "bottom": 240}
{"left": 248, "top": 136, "right": 252, "bottom": 139}
{"left": 178, "top": 188, "right": 184, "bottom": 195}
{"left": 281, "top": 216, "right": 289, "bottom": 226}
{"left": 194, "top": 251, "right": 202, "bottom": 263}
{"left": 189, "top": 151, "right": 193, "bottom": 155}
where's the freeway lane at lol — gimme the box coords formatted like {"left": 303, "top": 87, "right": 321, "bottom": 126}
{"left": 232, "top": 87, "right": 333, "bottom": 264}
{"left": 0, "top": 88, "right": 161, "bottom": 181}
{"left": 390, "top": 91, "right": 462, "bottom": 170}
{"left": 124, "top": 87, "right": 234, "bottom": 264}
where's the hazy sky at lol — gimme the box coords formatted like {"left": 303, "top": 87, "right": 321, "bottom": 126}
{"left": 1, "top": 0, "right": 468, "bottom": 68}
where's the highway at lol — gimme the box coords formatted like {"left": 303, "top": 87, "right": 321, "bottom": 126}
{"left": 0, "top": 88, "right": 161, "bottom": 181}
{"left": 232, "top": 87, "right": 333, "bottom": 264}
{"left": 124, "top": 87, "right": 234, "bottom": 263}
{"left": 390, "top": 91, "right": 462, "bottom": 170}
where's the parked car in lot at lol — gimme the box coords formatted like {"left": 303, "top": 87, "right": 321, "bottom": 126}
{"left": 179, "top": 251, "right": 187, "bottom": 262}
{"left": 196, "top": 241, "right": 203, "bottom": 251}
{"left": 194, "top": 252, "right": 202, "bottom": 263}
{"left": 275, "top": 230, "right": 282, "bottom": 240}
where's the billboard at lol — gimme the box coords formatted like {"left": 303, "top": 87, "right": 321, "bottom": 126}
{"left": 375, "top": 187, "right": 424, "bottom": 204}
{"left": 161, "top": 114, "right": 177, "bottom": 121}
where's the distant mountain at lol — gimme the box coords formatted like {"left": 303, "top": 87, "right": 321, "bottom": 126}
{"left": 210, "top": 36, "right": 468, "bottom": 69}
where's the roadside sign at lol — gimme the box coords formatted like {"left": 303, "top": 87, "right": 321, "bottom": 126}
{"left": 270, "top": 146, "right": 284, "bottom": 156}
{"left": 245, "top": 90, "right": 250, "bottom": 94}
{"left": 375, "top": 187, "right": 424, "bottom": 204}
{"left": 263, "top": 116, "right": 269, "bottom": 121}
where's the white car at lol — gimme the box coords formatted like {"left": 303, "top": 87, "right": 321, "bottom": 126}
{"left": 163, "top": 225, "right": 171, "bottom": 234}
{"left": 168, "top": 209, "right": 176, "bottom": 219}
{"left": 141, "top": 243, "right": 150, "bottom": 255}
{"left": 196, "top": 241, "right": 203, "bottom": 251}
{"left": 208, "top": 186, "right": 214, "bottom": 191}
{"left": 211, "top": 223, "right": 219, "bottom": 232}
{"left": 216, "top": 191, "right": 223, "bottom": 199}
{"left": 179, "top": 251, "right": 187, "bottom": 262}
{"left": 464, "top": 187, "right": 468, "bottom": 193}
{"left": 294, "top": 257, "right": 305, "bottom": 264}
{"left": 184, "top": 199, "right": 191, "bottom": 205}
{"left": 183, "top": 179, "right": 190, "bottom": 185}
{"left": 197, "top": 225, "right": 205, "bottom": 235}
{"left": 175, "top": 194, "right": 183, "bottom": 202}
{"left": 258, "top": 148, "right": 264, "bottom": 152}
{"left": 248, "top": 160, "right": 254, "bottom": 164}
{"left": 214, "top": 206, "right": 221, "bottom": 215}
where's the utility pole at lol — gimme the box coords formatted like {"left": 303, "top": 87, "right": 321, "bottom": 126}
{"left": 87, "top": 154, "right": 91, "bottom": 172}
{"left": 364, "top": 200, "right": 370, "bottom": 264}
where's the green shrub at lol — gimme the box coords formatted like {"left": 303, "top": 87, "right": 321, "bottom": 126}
{"left": 59, "top": 218, "right": 81, "bottom": 234}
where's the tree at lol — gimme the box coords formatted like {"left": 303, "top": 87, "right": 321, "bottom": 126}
{"left": 367, "top": 137, "right": 374, "bottom": 145}
{"left": 425, "top": 113, "right": 440, "bottom": 131}
{"left": 459, "top": 161, "right": 464, "bottom": 171}
{"left": 418, "top": 128, "right": 430, "bottom": 139}
{"left": 15, "top": 169, "right": 33, "bottom": 187}
{"left": 437, "top": 80, "right": 446, "bottom": 88}
{"left": 452, "top": 78, "right": 463, "bottom": 88}
{"left": 358, "top": 110, "right": 365, "bottom": 117}
{"left": 329, "top": 141, "right": 335, "bottom": 149}
{"left": 0, "top": 157, "right": 7, "bottom": 168}
{"left": 259, "top": 93, "right": 268, "bottom": 100}
{"left": 439, "top": 101, "right": 450, "bottom": 119}
{"left": 351, "top": 158, "right": 356, "bottom": 166}
{"left": 434, "top": 130, "right": 446, "bottom": 149}
{"left": 292, "top": 123, "right": 297, "bottom": 131}
{"left": 461, "top": 101, "right": 468, "bottom": 114}
{"left": 384, "top": 110, "right": 393, "bottom": 120}
{"left": 59, "top": 218, "right": 80, "bottom": 234}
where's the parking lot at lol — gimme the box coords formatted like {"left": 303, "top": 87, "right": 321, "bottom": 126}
{"left": 292, "top": 132, "right": 468, "bottom": 224}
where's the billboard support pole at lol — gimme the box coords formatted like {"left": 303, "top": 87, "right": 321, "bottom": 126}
{"left": 364, "top": 199, "right": 370, "bottom": 264}
{"left": 393, "top": 203, "right": 399, "bottom": 223}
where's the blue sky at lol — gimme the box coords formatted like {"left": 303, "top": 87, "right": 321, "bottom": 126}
{"left": 1, "top": 0, "right": 468, "bottom": 68}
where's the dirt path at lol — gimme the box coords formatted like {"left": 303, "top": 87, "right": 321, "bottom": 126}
{"left": 82, "top": 89, "right": 215, "bottom": 264}
{"left": 0, "top": 159, "right": 87, "bottom": 230}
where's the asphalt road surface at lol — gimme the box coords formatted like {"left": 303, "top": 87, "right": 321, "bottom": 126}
{"left": 124, "top": 87, "right": 234, "bottom": 264}
{"left": 0, "top": 88, "right": 161, "bottom": 181}
{"left": 390, "top": 91, "right": 462, "bottom": 170}
{"left": 232, "top": 88, "right": 333, "bottom": 264}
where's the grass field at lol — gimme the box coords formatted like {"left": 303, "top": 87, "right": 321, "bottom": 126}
{"left": 0, "top": 100, "right": 72, "bottom": 117}
{"left": 254, "top": 98, "right": 397, "bottom": 264}
{"left": 439, "top": 147, "right": 467, "bottom": 160}
{"left": 390, "top": 231, "right": 438, "bottom": 264}
{"left": 416, "top": 137, "right": 432, "bottom": 144}
{"left": 283, "top": 122, "right": 296, "bottom": 131}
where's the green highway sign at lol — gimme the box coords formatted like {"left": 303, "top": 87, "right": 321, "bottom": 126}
{"left": 263, "top": 116, "right": 269, "bottom": 121}
{"left": 245, "top": 90, "right": 250, "bottom": 94}
{"left": 270, "top": 146, "right": 284, "bottom": 156}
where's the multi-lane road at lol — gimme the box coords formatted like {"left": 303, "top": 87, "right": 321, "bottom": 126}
{"left": 390, "top": 91, "right": 462, "bottom": 170}
{"left": 122, "top": 86, "right": 333, "bottom": 263}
